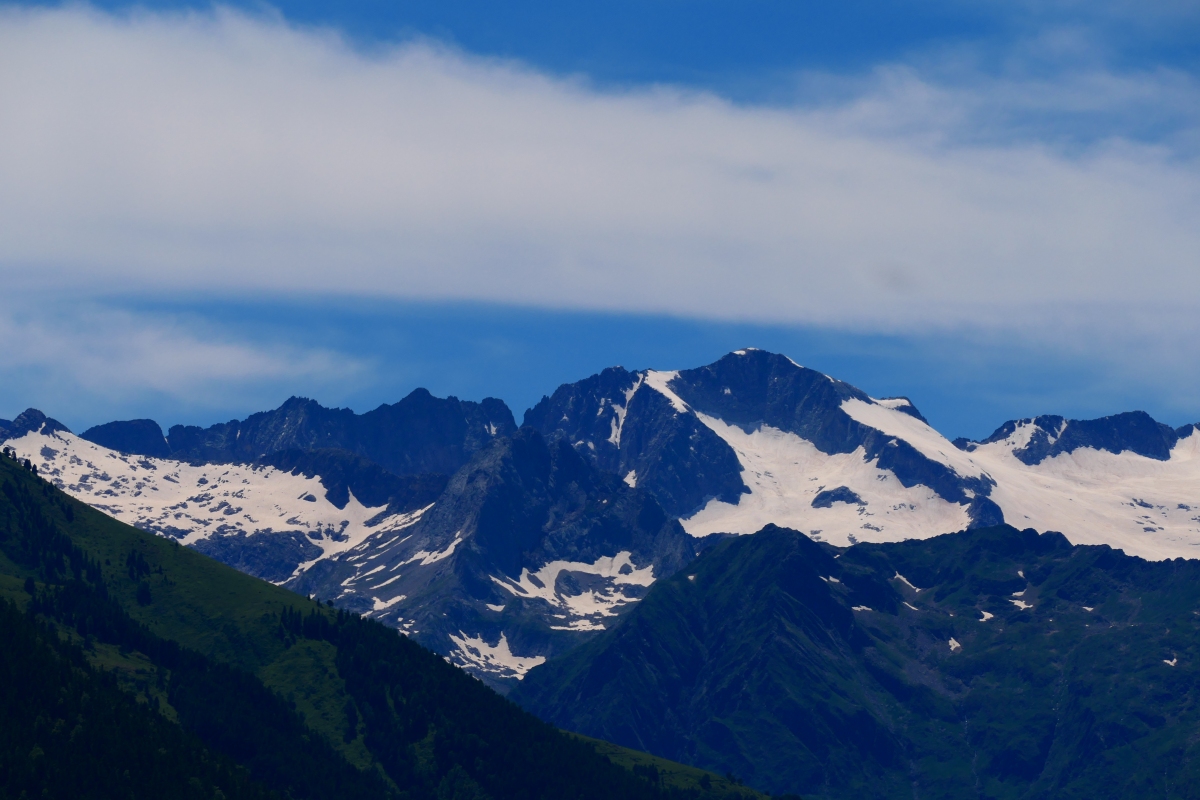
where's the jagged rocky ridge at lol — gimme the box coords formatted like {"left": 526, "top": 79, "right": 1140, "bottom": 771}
{"left": 526, "top": 350, "right": 1004, "bottom": 532}
{"left": 290, "top": 428, "right": 694, "bottom": 688}
{"left": 5, "top": 349, "right": 1200, "bottom": 684}
{"left": 527, "top": 348, "right": 1200, "bottom": 560}
{"left": 81, "top": 389, "right": 517, "bottom": 477}
{"left": 3, "top": 407, "right": 692, "bottom": 688}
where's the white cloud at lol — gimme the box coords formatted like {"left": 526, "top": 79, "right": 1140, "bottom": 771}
{"left": 0, "top": 5, "right": 1197, "bottom": 345}
{"left": 0, "top": 300, "right": 367, "bottom": 412}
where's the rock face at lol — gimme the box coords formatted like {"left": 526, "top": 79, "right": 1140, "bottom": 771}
{"left": 527, "top": 349, "right": 1003, "bottom": 542}
{"left": 514, "top": 523, "right": 1200, "bottom": 798}
{"left": 82, "top": 389, "right": 517, "bottom": 477}
{"left": 524, "top": 366, "right": 749, "bottom": 518}
{"left": 959, "top": 411, "right": 1194, "bottom": 465}
{"left": 80, "top": 418, "right": 171, "bottom": 458}
{"left": 290, "top": 427, "right": 695, "bottom": 689}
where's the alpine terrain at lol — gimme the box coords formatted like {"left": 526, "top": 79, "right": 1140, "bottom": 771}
{"left": 0, "top": 445, "right": 758, "bottom": 800}
{"left": 514, "top": 523, "right": 1200, "bottom": 798}
{"left": 4, "top": 348, "right": 1199, "bottom": 690}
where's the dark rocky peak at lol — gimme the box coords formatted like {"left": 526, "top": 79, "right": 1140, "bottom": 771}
{"left": 523, "top": 366, "right": 640, "bottom": 474}
{"left": 670, "top": 350, "right": 997, "bottom": 519}
{"left": 669, "top": 349, "right": 869, "bottom": 433}
{"left": 972, "top": 410, "right": 1183, "bottom": 465}
{"left": 525, "top": 349, "right": 999, "bottom": 524}
{"left": 233, "top": 396, "right": 355, "bottom": 455}
{"left": 877, "top": 397, "right": 928, "bottom": 423}
{"left": 525, "top": 364, "right": 747, "bottom": 518}
{"left": 0, "top": 409, "right": 71, "bottom": 441}
{"left": 80, "top": 419, "right": 170, "bottom": 458}
{"left": 356, "top": 389, "right": 517, "bottom": 476}
{"left": 161, "top": 389, "right": 516, "bottom": 476}
{"left": 417, "top": 427, "right": 691, "bottom": 580}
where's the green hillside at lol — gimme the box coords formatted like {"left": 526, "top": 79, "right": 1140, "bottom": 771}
{"left": 0, "top": 596, "right": 279, "bottom": 800}
{"left": 0, "top": 449, "right": 740, "bottom": 800}
{"left": 514, "top": 523, "right": 1200, "bottom": 798}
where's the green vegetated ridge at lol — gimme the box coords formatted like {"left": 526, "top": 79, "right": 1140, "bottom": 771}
{"left": 514, "top": 523, "right": 1200, "bottom": 799}
{"left": 0, "top": 452, "right": 750, "bottom": 800}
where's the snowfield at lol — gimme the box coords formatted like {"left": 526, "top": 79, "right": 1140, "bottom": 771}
{"left": 5, "top": 427, "right": 419, "bottom": 581}
{"left": 681, "top": 413, "right": 972, "bottom": 545}
{"left": 678, "top": 397, "right": 1200, "bottom": 561}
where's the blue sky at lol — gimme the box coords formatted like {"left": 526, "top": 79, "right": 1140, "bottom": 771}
{"left": 1, "top": 1, "right": 1198, "bottom": 438}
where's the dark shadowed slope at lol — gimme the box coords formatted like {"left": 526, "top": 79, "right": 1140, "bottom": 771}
{"left": 514, "top": 523, "right": 1200, "bottom": 798}
{"left": 293, "top": 427, "right": 696, "bottom": 689}
{"left": 0, "top": 449, "right": 747, "bottom": 800}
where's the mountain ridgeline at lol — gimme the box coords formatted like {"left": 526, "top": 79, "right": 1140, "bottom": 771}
{"left": 525, "top": 350, "right": 1004, "bottom": 525}
{"left": 959, "top": 410, "right": 1195, "bottom": 465}
{"left": 0, "top": 448, "right": 755, "bottom": 800}
{"left": 81, "top": 389, "right": 517, "bottom": 477}
{"left": 5, "top": 347, "right": 1200, "bottom": 690}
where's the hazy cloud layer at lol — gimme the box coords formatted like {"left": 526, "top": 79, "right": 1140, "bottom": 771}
{"left": 1, "top": 6, "right": 1196, "bottom": 329}
{"left": 0, "top": 299, "right": 368, "bottom": 424}
{"left": 0, "top": 5, "right": 1198, "bottom": 421}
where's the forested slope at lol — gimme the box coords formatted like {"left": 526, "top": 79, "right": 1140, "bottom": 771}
{"left": 0, "top": 450, "right": 753, "bottom": 800}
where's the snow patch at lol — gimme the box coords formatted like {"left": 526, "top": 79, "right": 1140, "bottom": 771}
{"left": 623, "top": 470, "right": 638, "bottom": 488}
{"left": 841, "top": 398, "right": 987, "bottom": 480}
{"left": 447, "top": 631, "right": 545, "bottom": 679}
{"left": 948, "top": 638, "right": 961, "bottom": 652}
{"left": 979, "top": 611, "right": 994, "bottom": 621}
{"left": 1011, "top": 599, "right": 1033, "bottom": 610}
{"left": 402, "top": 532, "right": 463, "bottom": 566}
{"left": 967, "top": 426, "right": 1200, "bottom": 561}
{"left": 607, "top": 375, "right": 644, "bottom": 446}
{"left": 490, "top": 551, "right": 654, "bottom": 628}
{"left": 643, "top": 370, "right": 689, "bottom": 414}
{"left": 5, "top": 429, "right": 429, "bottom": 582}
{"left": 371, "top": 595, "right": 406, "bottom": 612}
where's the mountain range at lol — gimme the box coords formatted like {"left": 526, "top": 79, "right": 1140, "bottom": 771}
{"left": 5, "top": 347, "right": 1200, "bottom": 797}
{"left": 0, "top": 446, "right": 754, "bottom": 800}
{"left": 4, "top": 349, "right": 1198, "bottom": 695}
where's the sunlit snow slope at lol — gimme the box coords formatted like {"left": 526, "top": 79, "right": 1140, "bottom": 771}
{"left": 5, "top": 426, "right": 419, "bottom": 582}
{"left": 529, "top": 349, "right": 1200, "bottom": 561}
{"left": 968, "top": 422, "right": 1200, "bottom": 561}
{"left": 681, "top": 411, "right": 973, "bottom": 544}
